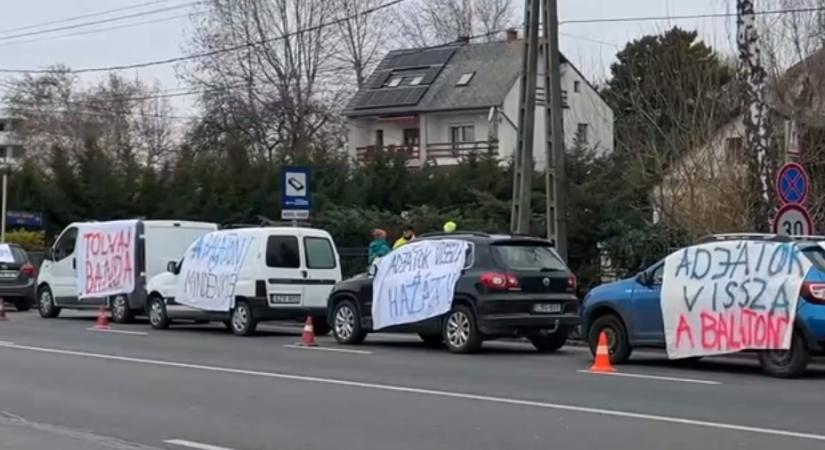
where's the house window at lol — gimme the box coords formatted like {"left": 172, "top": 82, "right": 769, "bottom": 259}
{"left": 450, "top": 125, "right": 475, "bottom": 144}
{"left": 573, "top": 80, "right": 581, "bottom": 93}
{"left": 403, "top": 128, "right": 419, "bottom": 147}
{"left": 409, "top": 75, "right": 424, "bottom": 86}
{"left": 0, "top": 121, "right": 5, "bottom": 132}
{"left": 725, "top": 137, "right": 744, "bottom": 162}
{"left": 456, "top": 72, "right": 475, "bottom": 86}
{"left": 386, "top": 76, "right": 403, "bottom": 87}
{"left": 576, "top": 123, "right": 589, "bottom": 145}
{"left": 375, "top": 129, "right": 384, "bottom": 148}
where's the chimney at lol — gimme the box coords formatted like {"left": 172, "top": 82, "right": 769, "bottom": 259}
{"left": 506, "top": 28, "right": 518, "bottom": 41}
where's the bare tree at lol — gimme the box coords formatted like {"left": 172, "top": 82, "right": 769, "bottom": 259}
{"left": 392, "top": 0, "right": 515, "bottom": 47}
{"left": 333, "top": 0, "right": 393, "bottom": 88}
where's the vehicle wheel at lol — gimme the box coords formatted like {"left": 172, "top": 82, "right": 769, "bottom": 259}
{"left": 14, "top": 299, "right": 32, "bottom": 312}
{"left": 588, "top": 314, "right": 632, "bottom": 364}
{"left": 529, "top": 327, "right": 569, "bottom": 353}
{"left": 443, "top": 304, "right": 482, "bottom": 354}
{"left": 110, "top": 295, "right": 134, "bottom": 324}
{"left": 37, "top": 286, "right": 60, "bottom": 318}
{"left": 148, "top": 296, "right": 169, "bottom": 330}
{"left": 332, "top": 300, "right": 366, "bottom": 345}
{"left": 230, "top": 300, "right": 257, "bottom": 336}
{"left": 758, "top": 330, "right": 810, "bottom": 378}
{"left": 312, "top": 317, "right": 331, "bottom": 336}
{"left": 419, "top": 333, "right": 444, "bottom": 347}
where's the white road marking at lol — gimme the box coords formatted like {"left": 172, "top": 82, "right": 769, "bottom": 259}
{"left": 0, "top": 342, "right": 823, "bottom": 442}
{"left": 164, "top": 439, "right": 236, "bottom": 450}
{"left": 283, "top": 344, "right": 372, "bottom": 354}
{"left": 577, "top": 369, "right": 721, "bottom": 385}
{"left": 0, "top": 341, "right": 14, "bottom": 346}
{"left": 86, "top": 328, "right": 148, "bottom": 336}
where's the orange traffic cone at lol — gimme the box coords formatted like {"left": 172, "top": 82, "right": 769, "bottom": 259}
{"left": 94, "top": 305, "right": 110, "bottom": 330}
{"left": 590, "top": 331, "right": 615, "bottom": 373}
{"left": 298, "top": 316, "right": 318, "bottom": 347}
{"left": 0, "top": 299, "right": 7, "bottom": 321}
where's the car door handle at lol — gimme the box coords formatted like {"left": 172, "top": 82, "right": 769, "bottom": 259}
{"left": 72, "top": 258, "right": 76, "bottom": 269}
{"left": 301, "top": 270, "right": 308, "bottom": 279}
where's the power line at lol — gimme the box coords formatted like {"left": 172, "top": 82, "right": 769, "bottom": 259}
{"left": 0, "top": 0, "right": 408, "bottom": 75}
{"left": 0, "top": 2, "right": 202, "bottom": 43}
{"left": 0, "top": 0, "right": 177, "bottom": 34}
{"left": 559, "top": 6, "right": 825, "bottom": 25}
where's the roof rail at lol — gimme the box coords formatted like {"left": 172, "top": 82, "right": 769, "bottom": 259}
{"left": 697, "top": 233, "right": 794, "bottom": 244}
{"left": 418, "top": 231, "right": 491, "bottom": 238}
{"left": 790, "top": 235, "right": 825, "bottom": 241}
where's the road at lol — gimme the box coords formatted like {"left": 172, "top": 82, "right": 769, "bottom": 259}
{"left": 1, "top": 310, "right": 824, "bottom": 450}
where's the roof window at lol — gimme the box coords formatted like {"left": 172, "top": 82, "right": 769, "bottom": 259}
{"left": 386, "top": 76, "right": 403, "bottom": 87}
{"left": 456, "top": 72, "right": 475, "bottom": 86}
{"left": 409, "top": 75, "right": 424, "bottom": 86}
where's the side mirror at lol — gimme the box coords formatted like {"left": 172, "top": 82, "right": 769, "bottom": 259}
{"left": 636, "top": 271, "right": 650, "bottom": 285}
{"left": 167, "top": 261, "right": 178, "bottom": 274}
{"left": 368, "top": 264, "right": 378, "bottom": 278}
{"left": 44, "top": 248, "right": 54, "bottom": 261}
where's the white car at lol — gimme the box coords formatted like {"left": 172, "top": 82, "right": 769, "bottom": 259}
{"left": 145, "top": 226, "right": 342, "bottom": 336}
{"left": 37, "top": 220, "right": 218, "bottom": 322}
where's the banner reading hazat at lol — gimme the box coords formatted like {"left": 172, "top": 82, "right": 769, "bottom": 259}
{"left": 662, "top": 241, "right": 811, "bottom": 359}
{"left": 372, "top": 239, "right": 467, "bottom": 330}
{"left": 76, "top": 220, "right": 138, "bottom": 299}
{"left": 175, "top": 231, "right": 254, "bottom": 312}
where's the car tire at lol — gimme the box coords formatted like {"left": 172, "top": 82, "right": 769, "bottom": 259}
{"left": 419, "top": 333, "right": 444, "bottom": 347}
{"left": 588, "top": 314, "right": 632, "bottom": 364}
{"left": 148, "top": 296, "right": 170, "bottom": 330}
{"left": 110, "top": 295, "right": 134, "bottom": 324}
{"left": 312, "top": 317, "right": 331, "bottom": 336}
{"left": 230, "top": 300, "right": 257, "bottom": 336}
{"left": 529, "top": 327, "right": 569, "bottom": 353}
{"left": 758, "top": 329, "right": 810, "bottom": 378}
{"left": 14, "top": 299, "right": 32, "bottom": 312}
{"left": 332, "top": 300, "right": 367, "bottom": 345}
{"left": 37, "top": 286, "right": 60, "bottom": 318}
{"left": 443, "top": 304, "right": 482, "bottom": 354}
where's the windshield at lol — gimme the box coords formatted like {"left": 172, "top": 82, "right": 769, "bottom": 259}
{"left": 492, "top": 243, "right": 567, "bottom": 272}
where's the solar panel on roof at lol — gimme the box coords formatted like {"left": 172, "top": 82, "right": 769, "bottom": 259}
{"left": 396, "top": 47, "right": 456, "bottom": 68}
{"left": 353, "top": 87, "right": 428, "bottom": 110}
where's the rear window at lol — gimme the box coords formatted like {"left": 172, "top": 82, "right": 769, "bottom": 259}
{"left": 803, "top": 247, "right": 825, "bottom": 272}
{"left": 0, "top": 246, "right": 28, "bottom": 264}
{"left": 492, "top": 243, "right": 567, "bottom": 272}
{"left": 304, "top": 237, "right": 336, "bottom": 269}
{"left": 266, "top": 236, "right": 300, "bottom": 268}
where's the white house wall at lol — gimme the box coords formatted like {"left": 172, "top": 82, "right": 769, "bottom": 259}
{"left": 424, "top": 111, "right": 489, "bottom": 144}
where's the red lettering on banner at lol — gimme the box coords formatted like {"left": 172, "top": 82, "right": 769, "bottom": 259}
{"left": 84, "top": 228, "right": 135, "bottom": 295}
{"left": 676, "top": 314, "right": 694, "bottom": 348}
{"left": 701, "top": 311, "right": 717, "bottom": 350}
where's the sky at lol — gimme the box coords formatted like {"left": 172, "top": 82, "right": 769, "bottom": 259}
{"left": 0, "top": 0, "right": 737, "bottom": 116}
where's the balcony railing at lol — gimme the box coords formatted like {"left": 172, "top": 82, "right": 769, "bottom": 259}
{"left": 356, "top": 145, "right": 420, "bottom": 162}
{"left": 355, "top": 141, "right": 499, "bottom": 164}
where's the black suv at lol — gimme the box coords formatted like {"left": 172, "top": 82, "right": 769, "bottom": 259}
{"left": 326, "top": 232, "right": 580, "bottom": 353}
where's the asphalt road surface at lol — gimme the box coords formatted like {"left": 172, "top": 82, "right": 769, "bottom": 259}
{"left": 1, "top": 309, "right": 825, "bottom": 450}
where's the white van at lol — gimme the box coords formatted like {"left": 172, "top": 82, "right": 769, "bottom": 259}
{"left": 37, "top": 220, "right": 218, "bottom": 322}
{"left": 145, "top": 226, "right": 341, "bottom": 336}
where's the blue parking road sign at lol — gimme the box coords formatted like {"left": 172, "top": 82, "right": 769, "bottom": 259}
{"left": 281, "top": 167, "right": 310, "bottom": 219}
{"left": 776, "top": 162, "right": 809, "bottom": 205}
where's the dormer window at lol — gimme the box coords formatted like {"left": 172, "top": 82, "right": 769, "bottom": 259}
{"left": 456, "top": 72, "right": 475, "bottom": 86}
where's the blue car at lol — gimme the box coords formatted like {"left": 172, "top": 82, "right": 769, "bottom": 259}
{"left": 582, "top": 235, "right": 825, "bottom": 378}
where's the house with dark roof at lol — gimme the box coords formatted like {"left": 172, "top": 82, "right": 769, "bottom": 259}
{"left": 343, "top": 32, "right": 614, "bottom": 168}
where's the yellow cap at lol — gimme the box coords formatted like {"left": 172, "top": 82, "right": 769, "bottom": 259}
{"left": 443, "top": 221, "right": 457, "bottom": 232}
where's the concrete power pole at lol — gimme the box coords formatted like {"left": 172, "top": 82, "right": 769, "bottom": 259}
{"left": 736, "top": 0, "right": 771, "bottom": 230}
{"left": 510, "top": 0, "right": 541, "bottom": 234}
{"left": 542, "top": 0, "right": 567, "bottom": 261}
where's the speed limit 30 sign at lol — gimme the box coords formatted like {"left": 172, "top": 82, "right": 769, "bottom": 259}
{"left": 773, "top": 203, "right": 813, "bottom": 236}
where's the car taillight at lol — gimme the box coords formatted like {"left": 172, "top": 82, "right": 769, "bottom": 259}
{"left": 20, "top": 263, "right": 36, "bottom": 278}
{"left": 801, "top": 282, "right": 825, "bottom": 305}
{"left": 567, "top": 275, "right": 577, "bottom": 293}
{"left": 480, "top": 272, "right": 520, "bottom": 291}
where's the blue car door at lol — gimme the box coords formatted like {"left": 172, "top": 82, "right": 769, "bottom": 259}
{"left": 631, "top": 263, "right": 665, "bottom": 343}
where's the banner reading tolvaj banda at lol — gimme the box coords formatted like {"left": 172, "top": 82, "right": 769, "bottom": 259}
{"left": 662, "top": 241, "right": 811, "bottom": 359}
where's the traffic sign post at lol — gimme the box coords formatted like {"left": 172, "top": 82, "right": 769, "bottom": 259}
{"left": 773, "top": 203, "right": 813, "bottom": 236}
{"left": 281, "top": 167, "right": 310, "bottom": 221}
{"left": 773, "top": 161, "right": 813, "bottom": 236}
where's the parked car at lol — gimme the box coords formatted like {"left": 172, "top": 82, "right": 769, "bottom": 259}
{"left": 146, "top": 226, "right": 342, "bottom": 336}
{"left": 37, "top": 220, "right": 218, "bottom": 322}
{"left": 326, "top": 232, "right": 580, "bottom": 353}
{"left": 582, "top": 234, "right": 825, "bottom": 378}
{"left": 0, "top": 243, "right": 37, "bottom": 311}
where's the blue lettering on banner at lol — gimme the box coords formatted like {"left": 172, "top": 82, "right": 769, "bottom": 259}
{"left": 176, "top": 232, "right": 254, "bottom": 311}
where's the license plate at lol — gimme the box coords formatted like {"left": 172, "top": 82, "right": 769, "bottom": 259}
{"left": 533, "top": 303, "right": 562, "bottom": 313}
{"left": 268, "top": 294, "right": 301, "bottom": 306}
{"left": 0, "top": 271, "right": 17, "bottom": 279}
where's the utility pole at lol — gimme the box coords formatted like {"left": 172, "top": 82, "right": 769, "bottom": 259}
{"left": 510, "top": 0, "right": 540, "bottom": 234}
{"left": 737, "top": 0, "right": 771, "bottom": 230}
{"left": 542, "top": 0, "right": 567, "bottom": 261}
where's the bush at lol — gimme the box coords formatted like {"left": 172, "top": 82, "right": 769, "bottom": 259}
{"left": 5, "top": 229, "right": 47, "bottom": 250}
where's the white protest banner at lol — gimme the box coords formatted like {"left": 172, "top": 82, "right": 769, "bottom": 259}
{"left": 0, "top": 244, "right": 15, "bottom": 263}
{"left": 175, "top": 231, "right": 255, "bottom": 312}
{"left": 76, "top": 220, "right": 138, "bottom": 299}
{"left": 662, "top": 241, "right": 811, "bottom": 359}
{"left": 372, "top": 239, "right": 467, "bottom": 330}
